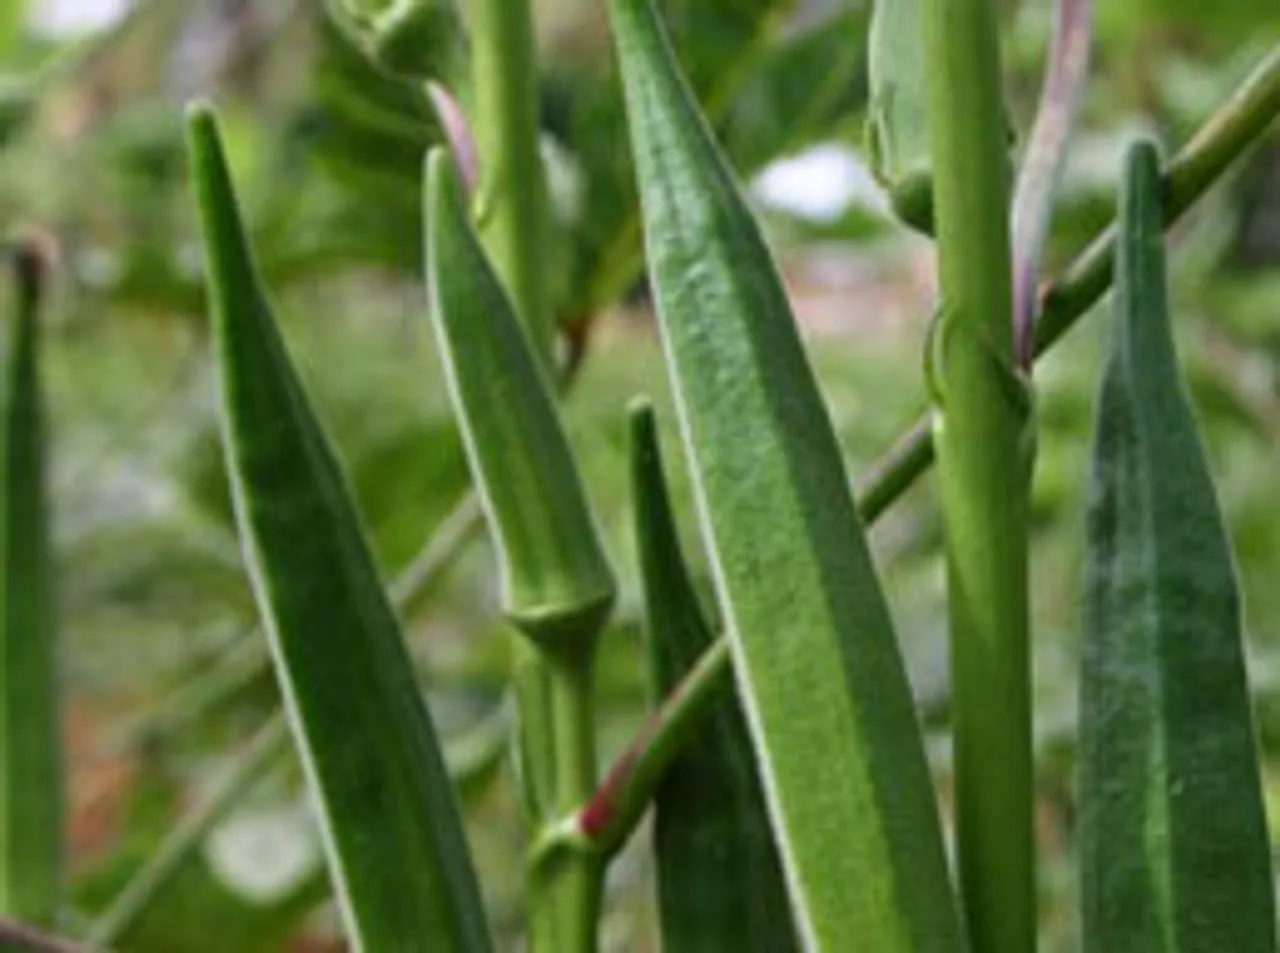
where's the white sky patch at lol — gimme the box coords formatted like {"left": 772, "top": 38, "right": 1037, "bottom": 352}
{"left": 751, "top": 143, "right": 887, "bottom": 223}
{"left": 31, "top": 0, "right": 131, "bottom": 38}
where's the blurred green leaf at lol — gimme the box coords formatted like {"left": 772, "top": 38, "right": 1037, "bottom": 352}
{"left": 324, "top": 0, "right": 468, "bottom": 84}
{"left": 0, "top": 1, "right": 26, "bottom": 61}
{"left": 300, "top": 10, "right": 445, "bottom": 271}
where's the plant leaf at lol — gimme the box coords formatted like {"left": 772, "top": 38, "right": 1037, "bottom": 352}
{"left": 324, "top": 0, "right": 468, "bottom": 84}
{"left": 1079, "top": 138, "right": 1275, "bottom": 953}
{"left": 186, "top": 104, "right": 491, "bottom": 953}
{"left": 0, "top": 242, "right": 60, "bottom": 926}
{"left": 606, "top": 1, "right": 963, "bottom": 948}
{"left": 297, "top": 11, "right": 444, "bottom": 272}
{"left": 630, "top": 400, "right": 798, "bottom": 953}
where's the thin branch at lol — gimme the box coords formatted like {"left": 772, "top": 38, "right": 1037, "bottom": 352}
{"left": 577, "top": 640, "right": 732, "bottom": 858}
{"left": 1011, "top": 0, "right": 1093, "bottom": 367}
{"left": 84, "top": 717, "right": 288, "bottom": 948}
{"left": 0, "top": 918, "right": 96, "bottom": 953}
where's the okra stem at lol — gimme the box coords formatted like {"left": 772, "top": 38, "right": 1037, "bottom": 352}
{"left": 467, "top": 5, "right": 604, "bottom": 947}
{"left": 470, "top": 0, "right": 553, "bottom": 365}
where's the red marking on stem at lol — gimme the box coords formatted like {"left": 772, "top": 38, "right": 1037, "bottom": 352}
{"left": 578, "top": 711, "right": 661, "bottom": 840}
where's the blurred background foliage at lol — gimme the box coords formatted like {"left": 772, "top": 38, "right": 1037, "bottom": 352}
{"left": 2, "top": 0, "right": 1278, "bottom": 949}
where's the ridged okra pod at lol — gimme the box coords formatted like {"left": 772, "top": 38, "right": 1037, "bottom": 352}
{"left": 1079, "top": 139, "right": 1274, "bottom": 953}
{"left": 607, "top": 0, "right": 964, "bottom": 947}
{"left": 0, "top": 240, "right": 60, "bottom": 928}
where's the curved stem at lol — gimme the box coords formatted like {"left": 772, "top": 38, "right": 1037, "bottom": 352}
{"left": 1011, "top": 0, "right": 1093, "bottom": 367}
{"left": 469, "top": 3, "right": 602, "bottom": 950}
{"left": 0, "top": 918, "right": 92, "bottom": 953}
{"left": 578, "top": 640, "right": 732, "bottom": 858}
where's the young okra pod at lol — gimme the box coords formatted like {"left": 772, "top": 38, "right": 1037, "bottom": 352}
{"left": 630, "top": 400, "right": 798, "bottom": 953}
{"left": 607, "top": 0, "right": 964, "bottom": 947}
{"left": 865, "top": 0, "right": 935, "bottom": 232}
{"left": 1079, "top": 139, "right": 1274, "bottom": 953}
{"left": 0, "top": 238, "right": 60, "bottom": 928}
{"left": 188, "top": 104, "right": 492, "bottom": 953}
{"left": 866, "top": 0, "right": 1015, "bottom": 235}
{"left": 424, "top": 147, "right": 615, "bottom": 655}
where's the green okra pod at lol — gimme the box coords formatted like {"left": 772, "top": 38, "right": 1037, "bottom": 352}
{"left": 630, "top": 400, "right": 798, "bottom": 953}
{"left": 424, "top": 147, "right": 615, "bottom": 654}
{"left": 188, "top": 104, "right": 491, "bottom": 953}
{"left": 865, "top": 0, "right": 935, "bottom": 232}
{"left": 866, "top": 0, "right": 1016, "bottom": 234}
{"left": 607, "top": 0, "right": 964, "bottom": 947}
{"left": 1078, "top": 139, "right": 1274, "bottom": 953}
{"left": 0, "top": 239, "right": 60, "bottom": 928}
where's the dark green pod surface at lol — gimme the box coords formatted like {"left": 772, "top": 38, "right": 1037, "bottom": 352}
{"left": 1079, "top": 140, "right": 1274, "bottom": 953}
{"left": 0, "top": 243, "right": 59, "bottom": 926}
{"left": 187, "top": 105, "right": 491, "bottom": 953}
{"left": 424, "top": 148, "right": 615, "bottom": 651}
{"left": 607, "top": 0, "right": 963, "bottom": 948}
{"left": 630, "top": 401, "right": 799, "bottom": 953}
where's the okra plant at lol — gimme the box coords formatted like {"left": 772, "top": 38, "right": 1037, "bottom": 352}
{"left": 2, "top": 0, "right": 1280, "bottom": 951}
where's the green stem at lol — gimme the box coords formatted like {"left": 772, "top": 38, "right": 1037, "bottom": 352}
{"left": 545, "top": 656, "right": 602, "bottom": 951}
{"left": 575, "top": 37, "right": 1280, "bottom": 869}
{"left": 0, "top": 917, "right": 90, "bottom": 953}
{"left": 469, "top": 0, "right": 553, "bottom": 364}
{"left": 923, "top": 0, "right": 1033, "bottom": 949}
{"left": 520, "top": 644, "right": 603, "bottom": 953}
{"left": 579, "top": 639, "right": 733, "bottom": 858}
{"left": 469, "top": 4, "right": 602, "bottom": 950}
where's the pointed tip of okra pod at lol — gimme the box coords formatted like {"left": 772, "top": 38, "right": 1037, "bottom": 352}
{"left": 1119, "top": 138, "right": 1167, "bottom": 253}
{"left": 11, "top": 229, "right": 57, "bottom": 315}
{"left": 626, "top": 395, "right": 657, "bottom": 432}
{"left": 1123, "top": 138, "right": 1163, "bottom": 185}
{"left": 184, "top": 102, "right": 237, "bottom": 201}
{"left": 184, "top": 98, "right": 216, "bottom": 127}
{"left": 423, "top": 146, "right": 466, "bottom": 237}
{"left": 183, "top": 100, "right": 225, "bottom": 164}
{"left": 627, "top": 396, "right": 661, "bottom": 475}
{"left": 184, "top": 98, "right": 270, "bottom": 337}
